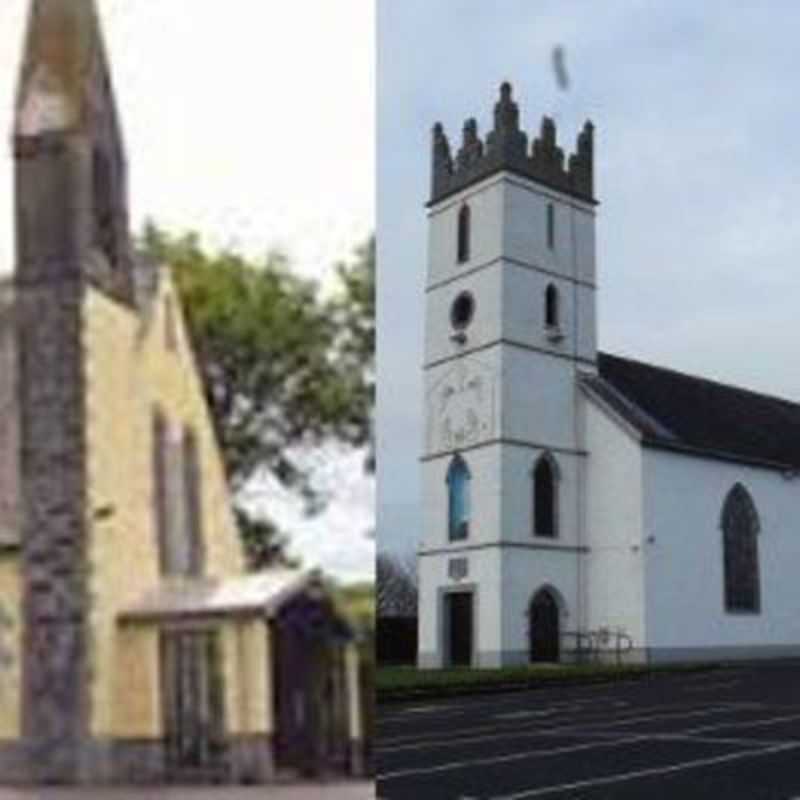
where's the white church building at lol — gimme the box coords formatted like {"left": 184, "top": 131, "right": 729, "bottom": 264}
{"left": 418, "top": 83, "right": 800, "bottom": 668}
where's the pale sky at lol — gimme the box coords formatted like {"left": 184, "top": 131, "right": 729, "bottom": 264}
{"left": 377, "top": 1, "right": 800, "bottom": 557}
{"left": 0, "top": 0, "right": 375, "bottom": 582}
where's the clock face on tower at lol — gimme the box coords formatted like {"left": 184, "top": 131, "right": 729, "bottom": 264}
{"left": 426, "top": 358, "right": 496, "bottom": 453}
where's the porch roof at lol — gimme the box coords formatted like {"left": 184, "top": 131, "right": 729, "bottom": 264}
{"left": 118, "top": 568, "right": 321, "bottom": 623}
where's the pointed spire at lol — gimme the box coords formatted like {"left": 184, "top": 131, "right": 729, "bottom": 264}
{"left": 14, "top": 0, "right": 111, "bottom": 137}
{"left": 568, "top": 119, "right": 594, "bottom": 197}
{"left": 431, "top": 122, "right": 453, "bottom": 199}
{"left": 456, "top": 118, "right": 483, "bottom": 170}
{"left": 487, "top": 81, "right": 527, "bottom": 164}
{"left": 493, "top": 82, "right": 519, "bottom": 134}
{"left": 13, "top": 0, "right": 134, "bottom": 304}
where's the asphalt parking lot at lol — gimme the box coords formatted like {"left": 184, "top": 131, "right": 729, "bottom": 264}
{"left": 376, "top": 661, "right": 800, "bottom": 799}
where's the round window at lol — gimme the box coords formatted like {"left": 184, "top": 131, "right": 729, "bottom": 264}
{"left": 450, "top": 291, "right": 475, "bottom": 330}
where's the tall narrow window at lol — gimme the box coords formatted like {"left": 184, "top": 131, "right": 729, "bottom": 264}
{"left": 533, "top": 454, "right": 558, "bottom": 537}
{"left": 183, "top": 427, "right": 205, "bottom": 577}
{"left": 457, "top": 204, "right": 471, "bottom": 263}
{"left": 545, "top": 284, "right": 559, "bottom": 328}
{"left": 546, "top": 203, "right": 555, "bottom": 250}
{"left": 447, "top": 455, "right": 471, "bottom": 541}
{"left": 721, "top": 484, "right": 761, "bottom": 613}
{"left": 152, "top": 409, "right": 170, "bottom": 573}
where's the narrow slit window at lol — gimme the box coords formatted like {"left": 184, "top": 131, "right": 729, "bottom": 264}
{"left": 546, "top": 203, "right": 555, "bottom": 250}
{"left": 457, "top": 204, "right": 471, "bottom": 263}
{"left": 545, "top": 284, "right": 559, "bottom": 328}
{"left": 533, "top": 454, "right": 558, "bottom": 538}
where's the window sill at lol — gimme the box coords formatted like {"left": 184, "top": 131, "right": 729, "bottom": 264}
{"left": 724, "top": 608, "right": 761, "bottom": 616}
{"left": 545, "top": 325, "right": 564, "bottom": 343}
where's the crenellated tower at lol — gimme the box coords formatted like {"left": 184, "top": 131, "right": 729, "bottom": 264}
{"left": 418, "top": 83, "right": 598, "bottom": 668}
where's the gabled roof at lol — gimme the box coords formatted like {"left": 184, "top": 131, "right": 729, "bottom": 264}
{"left": 582, "top": 352, "right": 800, "bottom": 471}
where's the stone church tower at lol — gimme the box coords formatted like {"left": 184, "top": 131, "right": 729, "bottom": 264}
{"left": 13, "top": 0, "right": 137, "bottom": 780}
{"left": 418, "top": 84, "right": 598, "bottom": 668}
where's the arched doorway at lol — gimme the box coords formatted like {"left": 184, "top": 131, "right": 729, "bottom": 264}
{"left": 529, "top": 589, "right": 560, "bottom": 663}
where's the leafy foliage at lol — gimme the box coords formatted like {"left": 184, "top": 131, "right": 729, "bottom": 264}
{"left": 138, "top": 223, "right": 374, "bottom": 567}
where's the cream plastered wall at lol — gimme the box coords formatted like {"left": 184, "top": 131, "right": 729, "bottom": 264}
{"left": 0, "top": 554, "right": 20, "bottom": 739}
{"left": 82, "top": 275, "right": 247, "bottom": 739}
{"left": 222, "top": 617, "right": 272, "bottom": 736}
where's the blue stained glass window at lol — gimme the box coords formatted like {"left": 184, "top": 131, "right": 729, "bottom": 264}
{"left": 447, "top": 455, "right": 471, "bottom": 541}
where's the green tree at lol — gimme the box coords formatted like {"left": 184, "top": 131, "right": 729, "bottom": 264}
{"left": 139, "top": 223, "right": 374, "bottom": 567}
{"left": 329, "top": 236, "right": 375, "bottom": 472}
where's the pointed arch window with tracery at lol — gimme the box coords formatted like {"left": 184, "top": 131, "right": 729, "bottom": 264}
{"left": 721, "top": 483, "right": 761, "bottom": 613}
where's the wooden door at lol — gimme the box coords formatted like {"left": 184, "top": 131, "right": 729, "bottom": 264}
{"left": 446, "top": 592, "right": 473, "bottom": 667}
{"left": 529, "top": 590, "right": 560, "bottom": 663}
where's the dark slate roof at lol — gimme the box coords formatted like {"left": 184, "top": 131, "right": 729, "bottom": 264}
{"left": 583, "top": 351, "right": 800, "bottom": 471}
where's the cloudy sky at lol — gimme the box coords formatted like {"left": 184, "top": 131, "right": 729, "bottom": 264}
{"left": 0, "top": 0, "right": 375, "bottom": 582}
{"left": 377, "top": 0, "right": 800, "bottom": 556}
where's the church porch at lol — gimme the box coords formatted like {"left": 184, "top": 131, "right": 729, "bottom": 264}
{"left": 113, "top": 569, "right": 363, "bottom": 785}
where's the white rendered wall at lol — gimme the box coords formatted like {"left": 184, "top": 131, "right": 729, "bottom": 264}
{"left": 424, "top": 264, "right": 502, "bottom": 365}
{"left": 502, "top": 178, "right": 597, "bottom": 287}
{"left": 427, "top": 178, "right": 505, "bottom": 288}
{"left": 584, "top": 399, "right": 646, "bottom": 648}
{"left": 500, "top": 446, "right": 582, "bottom": 549}
{"left": 502, "top": 265, "right": 596, "bottom": 364}
{"left": 501, "top": 546, "right": 580, "bottom": 665}
{"left": 500, "top": 344, "right": 582, "bottom": 450}
{"left": 642, "top": 449, "right": 800, "bottom": 659}
{"left": 418, "top": 546, "right": 502, "bottom": 668}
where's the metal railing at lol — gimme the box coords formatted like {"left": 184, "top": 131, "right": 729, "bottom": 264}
{"left": 562, "top": 628, "right": 634, "bottom": 666}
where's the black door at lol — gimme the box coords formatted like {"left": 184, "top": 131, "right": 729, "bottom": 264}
{"left": 272, "top": 593, "right": 351, "bottom": 776}
{"left": 529, "top": 590, "right": 560, "bottom": 662}
{"left": 446, "top": 592, "right": 473, "bottom": 667}
{"left": 161, "top": 631, "right": 225, "bottom": 782}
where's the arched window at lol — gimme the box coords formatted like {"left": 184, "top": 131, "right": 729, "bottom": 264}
{"left": 457, "top": 204, "right": 471, "bottom": 263}
{"left": 546, "top": 202, "right": 555, "bottom": 249}
{"left": 545, "top": 284, "right": 559, "bottom": 328}
{"left": 447, "top": 455, "right": 471, "bottom": 541}
{"left": 721, "top": 483, "right": 761, "bottom": 613}
{"left": 533, "top": 454, "right": 558, "bottom": 537}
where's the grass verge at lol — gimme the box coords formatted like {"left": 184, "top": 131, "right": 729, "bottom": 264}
{"left": 377, "top": 661, "right": 722, "bottom": 703}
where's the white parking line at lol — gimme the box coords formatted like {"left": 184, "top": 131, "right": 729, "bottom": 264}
{"left": 491, "top": 742, "right": 800, "bottom": 799}
{"left": 377, "top": 733, "right": 651, "bottom": 780}
{"left": 494, "top": 705, "right": 585, "bottom": 720}
{"left": 378, "top": 704, "right": 759, "bottom": 756}
{"left": 682, "top": 711, "right": 800, "bottom": 736}
{"left": 377, "top": 704, "right": 750, "bottom": 751}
